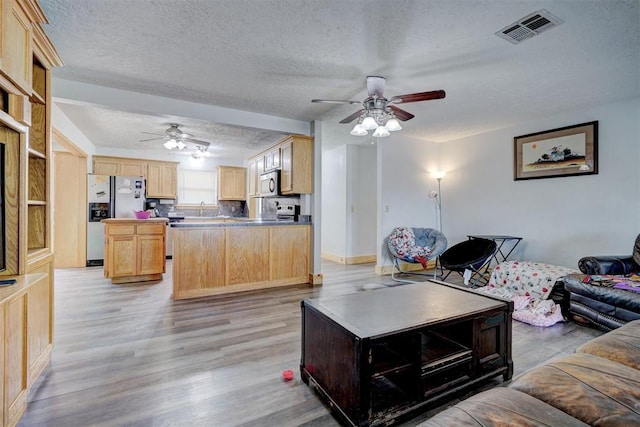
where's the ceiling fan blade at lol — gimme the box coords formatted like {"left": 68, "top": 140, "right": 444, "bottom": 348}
{"left": 140, "top": 131, "right": 165, "bottom": 136}
{"left": 183, "top": 137, "right": 211, "bottom": 147}
{"left": 312, "top": 99, "right": 362, "bottom": 105}
{"left": 388, "top": 105, "right": 415, "bottom": 121}
{"left": 389, "top": 90, "right": 446, "bottom": 104}
{"left": 366, "top": 76, "right": 386, "bottom": 97}
{"left": 139, "top": 137, "right": 164, "bottom": 142}
{"left": 339, "top": 109, "right": 366, "bottom": 124}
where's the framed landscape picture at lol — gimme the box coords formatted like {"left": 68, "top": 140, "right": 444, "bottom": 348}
{"left": 513, "top": 121, "right": 598, "bottom": 181}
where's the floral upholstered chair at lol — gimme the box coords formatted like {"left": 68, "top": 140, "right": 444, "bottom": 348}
{"left": 387, "top": 227, "right": 447, "bottom": 283}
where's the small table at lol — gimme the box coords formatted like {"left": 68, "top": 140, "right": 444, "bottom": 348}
{"left": 468, "top": 235, "right": 523, "bottom": 265}
{"left": 300, "top": 280, "right": 513, "bottom": 426}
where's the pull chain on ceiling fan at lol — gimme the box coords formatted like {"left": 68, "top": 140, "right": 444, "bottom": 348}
{"left": 312, "top": 76, "right": 445, "bottom": 137}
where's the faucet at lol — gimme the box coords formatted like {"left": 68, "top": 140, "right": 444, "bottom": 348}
{"left": 199, "top": 201, "right": 205, "bottom": 217}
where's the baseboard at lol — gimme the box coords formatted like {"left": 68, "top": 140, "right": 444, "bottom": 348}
{"left": 321, "top": 253, "right": 376, "bottom": 265}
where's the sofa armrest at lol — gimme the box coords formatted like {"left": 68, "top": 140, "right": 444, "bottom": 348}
{"left": 578, "top": 255, "right": 638, "bottom": 275}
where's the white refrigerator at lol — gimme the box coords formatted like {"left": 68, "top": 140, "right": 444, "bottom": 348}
{"left": 87, "top": 175, "right": 146, "bottom": 266}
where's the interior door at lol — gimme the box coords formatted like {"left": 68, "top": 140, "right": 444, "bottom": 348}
{"left": 54, "top": 150, "right": 87, "bottom": 268}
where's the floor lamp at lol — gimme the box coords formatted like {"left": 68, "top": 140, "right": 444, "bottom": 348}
{"left": 430, "top": 171, "right": 446, "bottom": 278}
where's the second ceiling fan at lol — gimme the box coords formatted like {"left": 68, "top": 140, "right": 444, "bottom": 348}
{"left": 140, "top": 123, "right": 211, "bottom": 150}
{"left": 312, "top": 76, "right": 445, "bottom": 137}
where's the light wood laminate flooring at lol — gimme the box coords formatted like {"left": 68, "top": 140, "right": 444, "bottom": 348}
{"left": 19, "top": 261, "right": 603, "bottom": 426}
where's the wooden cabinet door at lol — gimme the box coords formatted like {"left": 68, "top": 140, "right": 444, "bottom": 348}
{"left": 247, "top": 159, "right": 257, "bottom": 197}
{"left": 218, "top": 167, "right": 246, "bottom": 200}
{"left": 26, "top": 271, "right": 53, "bottom": 386}
{"left": 106, "top": 235, "right": 137, "bottom": 277}
{"left": 119, "top": 160, "right": 146, "bottom": 178}
{"left": 147, "top": 162, "right": 177, "bottom": 197}
{"left": 280, "top": 139, "right": 293, "bottom": 193}
{"left": 137, "top": 235, "right": 165, "bottom": 275}
{"left": 1, "top": 0, "right": 32, "bottom": 94}
{"left": 5, "top": 294, "right": 28, "bottom": 427}
{"left": 93, "top": 159, "right": 119, "bottom": 176}
{"left": 270, "top": 225, "right": 310, "bottom": 280}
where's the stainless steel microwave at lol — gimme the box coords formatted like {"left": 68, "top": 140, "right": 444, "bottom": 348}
{"left": 259, "top": 170, "right": 280, "bottom": 197}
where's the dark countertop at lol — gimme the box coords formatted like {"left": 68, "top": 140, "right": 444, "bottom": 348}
{"left": 170, "top": 219, "right": 310, "bottom": 227}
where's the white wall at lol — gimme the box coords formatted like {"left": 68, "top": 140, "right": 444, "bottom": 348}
{"left": 439, "top": 97, "right": 640, "bottom": 267}
{"left": 321, "top": 145, "right": 347, "bottom": 258}
{"left": 52, "top": 104, "right": 96, "bottom": 157}
{"left": 376, "top": 136, "right": 441, "bottom": 267}
{"left": 346, "top": 145, "right": 377, "bottom": 257}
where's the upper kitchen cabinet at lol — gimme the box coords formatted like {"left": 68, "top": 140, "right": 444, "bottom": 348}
{"left": 146, "top": 161, "right": 177, "bottom": 199}
{"left": 264, "top": 146, "right": 280, "bottom": 171}
{"left": 279, "top": 135, "right": 313, "bottom": 195}
{"left": 218, "top": 166, "right": 246, "bottom": 201}
{"left": 0, "top": 0, "right": 32, "bottom": 94}
{"left": 93, "top": 155, "right": 147, "bottom": 177}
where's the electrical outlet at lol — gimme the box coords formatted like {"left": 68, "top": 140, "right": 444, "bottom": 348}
{"left": 385, "top": 205, "right": 389, "bottom": 213}
{"left": 232, "top": 206, "right": 236, "bottom": 212}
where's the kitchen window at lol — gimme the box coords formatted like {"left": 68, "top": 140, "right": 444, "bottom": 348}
{"left": 177, "top": 169, "right": 217, "bottom": 205}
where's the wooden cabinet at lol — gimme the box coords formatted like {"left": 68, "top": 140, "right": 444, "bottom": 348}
{"left": 247, "top": 158, "right": 258, "bottom": 197}
{"left": 93, "top": 156, "right": 147, "bottom": 177}
{"left": 0, "top": 1, "right": 61, "bottom": 426}
{"left": 0, "top": 0, "right": 32, "bottom": 94}
{"left": 172, "top": 224, "right": 311, "bottom": 300}
{"left": 4, "top": 293, "right": 27, "bottom": 427}
{"left": 218, "top": 166, "right": 246, "bottom": 201}
{"left": 146, "top": 161, "right": 177, "bottom": 198}
{"left": 264, "top": 146, "right": 280, "bottom": 171}
{"left": 279, "top": 135, "right": 313, "bottom": 194}
{"left": 103, "top": 219, "right": 168, "bottom": 284}
{"left": 246, "top": 134, "right": 313, "bottom": 197}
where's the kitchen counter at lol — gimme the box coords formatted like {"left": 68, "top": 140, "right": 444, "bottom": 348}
{"left": 170, "top": 218, "right": 306, "bottom": 227}
{"left": 171, "top": 221, "right": 312, "bottom": 300}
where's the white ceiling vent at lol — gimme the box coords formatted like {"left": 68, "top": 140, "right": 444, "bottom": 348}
{"left": 496, "top": 9, "right": 563, "bottom": 44}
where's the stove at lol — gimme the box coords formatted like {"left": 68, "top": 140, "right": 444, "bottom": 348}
{"left": 276, "top": 202, "right": 300, "bottom": 221}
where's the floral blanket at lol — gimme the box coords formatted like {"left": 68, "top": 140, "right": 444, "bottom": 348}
{"left": 475, "top": 261, "right": 580, "bottom": 327}
{"left": 388, "top": 227, "right": 432, "bottom": 268}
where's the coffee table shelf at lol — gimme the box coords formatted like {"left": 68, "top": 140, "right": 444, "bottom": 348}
{"left": 300, "top": 280, "right": 513, "bottom": 426}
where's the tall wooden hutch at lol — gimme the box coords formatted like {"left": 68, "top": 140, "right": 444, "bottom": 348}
{"left": 0, "top": 0, "right": 62, "bottom": 425}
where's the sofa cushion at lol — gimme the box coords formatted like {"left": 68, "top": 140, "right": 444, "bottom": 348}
{"left": 510, "top": 353, "right": 640, "bottom": 426}
{"left": 576, "top": 319, "right": 640, "bottom": 370}
{"left": 419, "top": 387, "right": 588, "bottom": 426}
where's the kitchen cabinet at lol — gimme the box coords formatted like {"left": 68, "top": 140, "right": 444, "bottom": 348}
{"left": 103, "top": 219, "right": 168, "bottom": 283}
{"left": 172, "top": 223, "right": 311, "bottom": 300}
{"left": 247, "top": 158, "right": 258, "bottom": 197}
{"left": 218, "top": 166, "right": 246, "bottom": 201}
{"left": 4, "top": 293, "right": 27, "bottom": 427}
{"left": 279, "top": 135, "right": 313, "bottom": 194}
{"left": 0, "top": 0, "right": 32, "bottom": 94}
{"left": 93, "top": 156, "right": 147, "bottom": 177}
{"left": 264, "top": 146, "right": 280, "bottom": 171}
{"left": 146, "top": 161, "right": 177, "bottom": 198}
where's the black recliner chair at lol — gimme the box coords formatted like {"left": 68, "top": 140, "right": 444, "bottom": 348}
{"left": 578, "top": 234, "right": 640, "bottom": 274}
{"left": 563, "top": 234, "right": 640, "bottom": 330}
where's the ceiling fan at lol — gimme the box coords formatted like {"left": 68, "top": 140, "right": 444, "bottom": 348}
{"left": 312, "top": 76, "right": 445, "bottom": 137}
{"left": 140, "top": 123, "right": 211, "bottom": 150}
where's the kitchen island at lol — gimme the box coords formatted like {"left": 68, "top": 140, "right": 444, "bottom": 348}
{"left": 171, "top": 220, "right": 311, "bottom": 300}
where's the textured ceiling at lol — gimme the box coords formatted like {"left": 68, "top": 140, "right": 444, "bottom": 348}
{"left": 40, "top": 0, "right": 640, "bottom": 159}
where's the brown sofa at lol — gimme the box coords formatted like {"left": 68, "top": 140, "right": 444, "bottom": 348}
{"left": 420, "top": 320, "right": 640, "bottom": 426}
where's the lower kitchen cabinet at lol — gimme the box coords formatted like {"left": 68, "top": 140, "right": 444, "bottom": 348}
{"left": 0, "top": 266, "right": 54, "bottom": 427}
{"left": 172, "top": 223, "right": 311, "bottom": 300}
{"left": 102, "top": 219, "right": 168, "bottom": 283}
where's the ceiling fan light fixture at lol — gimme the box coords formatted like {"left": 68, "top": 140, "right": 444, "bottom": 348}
{"left": 164, "top": 138, "right": 178, "bottom": 149}
{"left": 350, "top": 124, "right": 368, "bottom": 136}
{"left": 373, "top": 126, "right": 390, "bottom": 138}
{"left": 385, "top": 118, "right": 402, "bottom": 131}
{"left": 176, "top": 141, "right": 186, "bottom": 150}
{"left": 361, "top": 116, "right": 378, "bottom": 131}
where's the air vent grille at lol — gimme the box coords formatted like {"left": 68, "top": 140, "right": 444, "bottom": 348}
{"left": 496, "top": 9, "right": 563, "bottom": 44}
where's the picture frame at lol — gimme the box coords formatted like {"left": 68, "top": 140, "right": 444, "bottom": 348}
{"left": 513, "top": 121, "right": 598, "bottom": 181}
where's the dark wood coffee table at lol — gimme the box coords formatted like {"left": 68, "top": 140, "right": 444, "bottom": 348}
{"left": 300, "top": 280, "right": 513, "bottom": 426}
